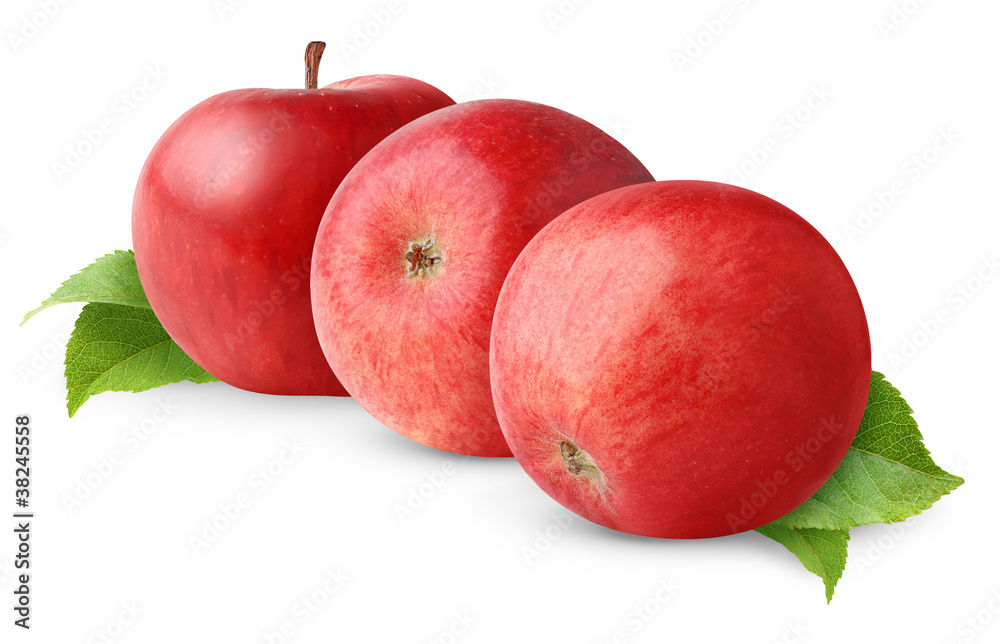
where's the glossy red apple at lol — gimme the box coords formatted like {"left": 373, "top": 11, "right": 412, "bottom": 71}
{"left": 490, "top": 180, "right": 871, "bottom": 537}
{"left": 132, "top": 42, "right": 454, "bottom": 395}
{"left": 311, "top": 99, "right": 654, "bottom": 456}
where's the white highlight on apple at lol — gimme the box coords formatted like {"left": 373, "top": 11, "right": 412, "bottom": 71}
{"left": 192, "top": 107, "right": 295, "bottom": 211}
{"left": 888, "top": 253, "right": 999, "bottom": 371}
{"left": 51, "top": 65, "right": 169, "bottom": 182}
{"left": 726, "top": 84, "right": 834, "bottom": 186}
{"left": 843, "top": 126, "right": 960, "bottom": 244}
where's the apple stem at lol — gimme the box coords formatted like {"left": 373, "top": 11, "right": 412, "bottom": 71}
{"left": 305, "top": 41, "right": 327, "bottom": 90}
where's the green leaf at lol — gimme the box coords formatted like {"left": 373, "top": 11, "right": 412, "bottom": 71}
{"left": 755, "top": 524, "right": 849, "bottom": 603}
{"left": 773, "top": 371, "right": 963, "bottom": 530}
{"left": 65, "top": 302, "right": 217, "bottom": 417}
{"left": 22, "top": 250, "right": 150, "bottom": 325}
{"left": 23, "top": 249, "right": 219, "bottom": 416}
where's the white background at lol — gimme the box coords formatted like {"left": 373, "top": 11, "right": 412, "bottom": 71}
{"left": 2, "top": 0, "right": 997, "bottom": 642}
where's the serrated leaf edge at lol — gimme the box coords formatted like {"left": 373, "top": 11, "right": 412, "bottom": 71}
{"left": 22, "top": 250, "right": 150, "bottom": 325}
{"left": 63, "top": 304, "right": 217, "bottom": 417}
{"left": 756, "top": 524, "right": 850, "bottom": 603}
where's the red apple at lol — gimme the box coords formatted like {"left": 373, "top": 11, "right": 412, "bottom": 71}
{"left": 490, "top": 180, "right": 871, "bottom": 537}
{"left": 132, "top": 42, "right": 454, "bottom": 395}
{"left": 311, "top": 99, "right": 654, "bottom": 456}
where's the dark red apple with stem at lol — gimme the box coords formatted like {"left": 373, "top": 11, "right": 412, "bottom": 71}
{"left": 132, "top": 42, "right": 454, "bottom": 395}
{"left": 490, "top": 180, "right": 871, "bottom": 537}
{"left": 311, "top": 99, "right": 654, "bottom": 456}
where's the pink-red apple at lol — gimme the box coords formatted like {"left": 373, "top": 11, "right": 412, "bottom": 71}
{"left": 132, "top": 43, "right": 454, "bottom": 395}
{"left": 490, "top": 180, "right": 871, "bottom": 537}
{"left": 311, "top": 99, "right": 654, "bottom": 456}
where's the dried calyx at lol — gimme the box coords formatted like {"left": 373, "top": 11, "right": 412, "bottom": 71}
{"left": 559, "top": 439, "right": 603, "bottom": 486}
{"left": 404, "top": 238, "right": 443, "bottom": 278}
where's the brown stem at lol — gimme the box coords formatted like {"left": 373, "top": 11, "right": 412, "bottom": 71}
{"left": 305, "top": 41, "right": 326, "bottom": 90}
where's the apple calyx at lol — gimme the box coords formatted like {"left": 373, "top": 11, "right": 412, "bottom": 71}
{"left": 404, "top": 238, "right": 443, "bottom": 278}
{"left": 559, "top": 439, "right": 603, "bottom": 487}
{"left": 305, "top": 41, "right": 326, "bottom": 90}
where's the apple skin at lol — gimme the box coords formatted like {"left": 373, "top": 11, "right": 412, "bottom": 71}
{"left": 311, "top": 99, "right": 654, "bottom": 456}
{"left": 132, "top": 75, "right": 454, "bottom": 395}
{"left": 490, "top": 180, "right": 871, "bottom": 538}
